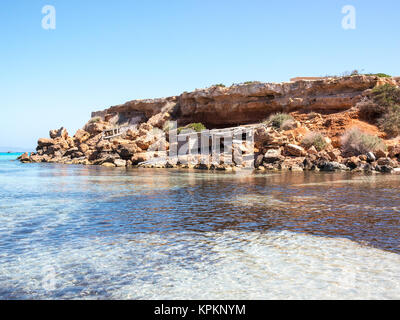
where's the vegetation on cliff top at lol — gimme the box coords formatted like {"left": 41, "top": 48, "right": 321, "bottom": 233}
{"left": 326, "top": 70, "right": 392, "bottom": 78}
{"left": 349, "top": 70, "right": 391, "bottom": 78}
{"left": 88, "top": 116, "right": 101, "bottom": 124}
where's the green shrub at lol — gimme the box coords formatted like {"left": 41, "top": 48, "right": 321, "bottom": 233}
{"left": 301, "top": 132, "right": 327, "bottom": 151}
{"left": 266, "top": 113, "right": 295, "bottom": 130}
{"left": 372, "top": 84, "right": 400, "bottom": 108}
{"left": 358, "top": 84, "right": 400, "bottom": 136}
{"left": 341, "top": 128, "right": 386, "bottom": 156}
{"left": 89, "top": 116, "right": 101, "bottom": 124}
{"left": 364, "top": 73, "right": 391, "bottom": 78}
{"left": 212, "top": 83, "right": 226, "bottom": 88}
{"left": 378, "top": 105, "right": 400, "bottom": 137}
{"left": 243, "top": 81, "right": 261, "bottom": 85}
{"left": 177, "top": 123, "right": 207, "bottom": 134}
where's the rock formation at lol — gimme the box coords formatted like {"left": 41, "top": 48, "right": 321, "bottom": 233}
{"left": 20, "top": 75, "right": 400, "bottom": 173}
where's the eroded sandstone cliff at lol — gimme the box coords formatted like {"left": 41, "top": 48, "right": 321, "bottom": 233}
{"left": 92, "top": 75, "right": 398, "bottom": 128}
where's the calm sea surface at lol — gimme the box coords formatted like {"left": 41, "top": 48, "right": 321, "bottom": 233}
{"left": 1, "top": 153, "right": 400, "bottom": 299}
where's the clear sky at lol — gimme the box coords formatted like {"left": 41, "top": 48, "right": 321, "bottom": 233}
{"left": 1, "top": 0, "right": 399, "bottom": 150}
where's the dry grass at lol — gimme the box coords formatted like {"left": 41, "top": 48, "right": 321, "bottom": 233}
{"left": 379, "top": 105, "right": 400, "bottom": 137}
{"left": 301, "top": 132, "right": 327, "bottom": 151}
{"left": 357, "top": 84, "right": 400, "bottom": 137}
{"left": 341, "top": 127, "right": 386, "bottom": 156}
{"left": 266, "top": 113, "right": 295, "bottom": 130}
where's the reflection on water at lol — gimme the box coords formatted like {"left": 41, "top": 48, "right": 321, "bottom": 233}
{"left": 0, "top": 156, "right": 400, "bottom": 299}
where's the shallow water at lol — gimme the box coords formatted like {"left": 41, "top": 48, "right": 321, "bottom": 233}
{"left": 0, "top": 153, "right": 400, "bottom": 299}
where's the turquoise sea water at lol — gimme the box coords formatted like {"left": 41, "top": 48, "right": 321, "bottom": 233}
{"left": 1, "top": 153, "right": 400, "bottom": 299}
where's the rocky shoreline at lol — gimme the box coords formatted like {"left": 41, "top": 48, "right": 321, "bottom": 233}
{"left": 19, "top": 75, "right": 400, "bottom": 174}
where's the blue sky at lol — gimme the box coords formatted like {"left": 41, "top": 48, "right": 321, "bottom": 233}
{"left": 1, "top": 0, "right": 399, "bottom": 150}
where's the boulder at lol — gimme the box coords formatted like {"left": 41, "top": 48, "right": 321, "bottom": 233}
{"left": 147, "top": 112, "right": 170, "bottom": 129}
{"left": 303, "top": 157, "right": 315, "bottom": 170}
{"left": 389, "top": 145, "right": 400, "bottom": 158}
{"left": 135, "top": 129, "right": 164, "bottom": 151}
{"left": 359, "top": 154, "right": 367, "bottom": 161}
{"left": 74, "top": 129, "right": 90, "bottom": 144}
{"left": 66, "top": 137, "right": 75, "bottom": 148}
{"left": 63, "top": 147, "right": 79, "bottom": 157}
{"left": 114, "top": 159, "right": 127, "bottom": 167}
{"left": 37, "top": 138, "right": 55, "bottom": 148}
{"left": 101, "top": 162, "right": 116, "bottom": 168}
{"left": 279, "top": 158, "right": 305, "bottom": 171}
{"left": 139, "top": 122, "right": 153, "bottom": 132}
{"left": 366, "top": 152, "right": 376, "bottom": 162}
{"left": 345, "top": 157, "right": 359, "bottom": 170}
{"left": 361, "top": 163, "right": 374, "bottom": 172}
{"left": 254, "top": 127, "right": 273, "bottom": 148}
{"left": 285, "top": 144, "right": 306, "bottom": 157}
{"left": 85, "top": 122, "right": 106, "bottom": 136}
{"left": 29, "top": 154, "right": 42, "bottom": 163}
{"left": 47, "top": 144, "right": 62, "bottom": 155}
{"left": 92, "top": 153, "right": 119, "bottom": 165}
{"left": 131, "top": 152, "right": 151, "bottom": 165}
{"left": 49, "top": 127, "right": 68, "bottom": 140}
{"left": 320, "top": 161, "right": 348, "bottom": 171}
{"left": 135, "top": 137, "right": 152, "bottom": 151}
{"left": 96, "top": 140, "right": 113, "bottom": 152}
{"left": 85, "top": 134, "right": 103, "bottom": 148}
{"left": 327, "top": 149, "right": 341, "bottom": 161}
{"left": 376, "top": 165, "right": 393, "bottom": 173}
{"left": 393, "top": 168, "right": 400, "bottom": 174}
{"left": 307, "top": 146, "right": 318, "bottom": 155}
{"left": 263, "top": 149, "right": 282, "bottom": 163}
{"left": 377, "top": 157, "right": 395, "bottom": 167}
{"left": 331, "top": 137, "right": 341, "bottom": 148}
{"left": 254, "top": 154, "right": 264, "bottom": 167}
{"left": 18, "top": 152, "right": 30, "bottom": 162}
{"left": 148, "top": 137, "right": 169, "bottom": 152}
{"left": 124, "top": 129, "right": 139, "bottom": 141}
{"left": 79, "top": 143, "right": 89, "bottom": 153}
{"left": 71, "top": 151, "right": 84, "bottom": 159}
{"left": 117, "top": 143, "right": 141, "bottom": 160}
{"left": 375, "top": 149, "right": 388, "bottom": 159}
{"left": 53, "top": 137, "right": 70, "bottom": 150}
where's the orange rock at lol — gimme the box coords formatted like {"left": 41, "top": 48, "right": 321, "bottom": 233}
{"left": 285, "top": 144, "right": 306, "bottom": 157}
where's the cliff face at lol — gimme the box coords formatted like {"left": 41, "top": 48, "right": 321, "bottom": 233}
{"left": 92, "top": 75, "right": 396, "bottom": 128}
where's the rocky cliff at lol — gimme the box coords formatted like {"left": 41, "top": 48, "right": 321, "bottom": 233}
{"left": 19, "top": 75, "right": 400, "bottom": 173}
